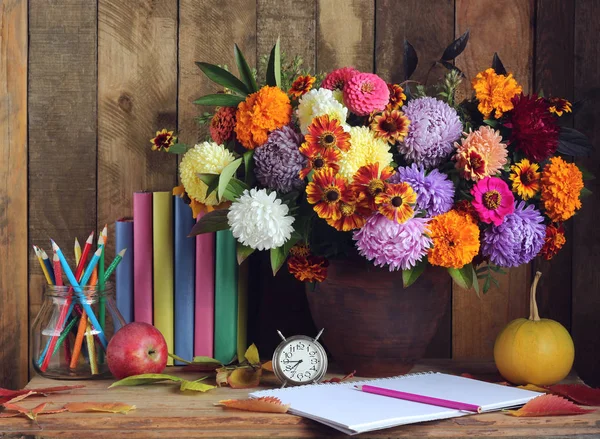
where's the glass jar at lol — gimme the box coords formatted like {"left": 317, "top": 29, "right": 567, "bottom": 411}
{"left": 31, "top": 283, "right": 126, "bottom": 379}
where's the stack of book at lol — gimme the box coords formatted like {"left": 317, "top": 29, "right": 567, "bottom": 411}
{"left": 115, "top": 191, "right": 247, "bottom": 365}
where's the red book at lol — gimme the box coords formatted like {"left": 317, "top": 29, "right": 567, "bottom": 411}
{"left": 194, "top": 212, "right": 215, "bottom": 357}
{"left": 133, "top": 192, "right": 153, "bottom": 324}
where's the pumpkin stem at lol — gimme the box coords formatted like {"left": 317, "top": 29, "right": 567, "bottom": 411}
{"left": 529, "top": 271, "right": 542, "bottom": 321}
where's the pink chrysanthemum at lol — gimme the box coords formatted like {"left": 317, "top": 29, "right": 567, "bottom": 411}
{"left": 453, "top": 126, "right": 508, "bottom": 181}
{"left": 343, "top": 73, "right": 390, "bottom": 116}
{"left": 321, "top": 67, "right": 359, "bottom": 91}
{"left": 471, "top": 177, "right": 515, "bottom": 226}
{"left": 353, "top": 213, "right": 432, "bottom": 271}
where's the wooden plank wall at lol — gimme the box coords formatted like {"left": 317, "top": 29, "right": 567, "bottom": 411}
{"left": 0, "top": 0, "right": 599, "bottom": 390}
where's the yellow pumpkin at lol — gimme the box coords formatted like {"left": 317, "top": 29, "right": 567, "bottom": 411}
{"left": 493, "top": 271, "right": 574, "bottom": 386}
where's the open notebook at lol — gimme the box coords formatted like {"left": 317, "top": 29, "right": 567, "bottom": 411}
{"left": 250, "top": 372, "right": 542, "bottom": 435}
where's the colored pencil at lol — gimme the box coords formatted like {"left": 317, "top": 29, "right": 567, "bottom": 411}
{"left": 85, "top": 321, "right": 98, "bottom": 374}
{"left": 34, "top": 245, "right": 54, "bottom": 285}
{"left": 53, "top": 253, "right": 63, "bottom": 286}
{"left": 356, "top": 384, "right": 482, "bottom": 413}
{"left": 74, "top": 238, "right": 82, "bottom": 267}
{"left": 52, "top": 316, "right": 78, "bottom": 356}
{"left": 39, "top": 247, "right": 56, "bottom": 285}
{"left": 79, "top": 232, "right": 95, "bottom": 278}
{"left": 98, "top": 225, "right": 107, "bottom": 363}
{"left": 104, "top": 249, "right": 127, "bottom": 282}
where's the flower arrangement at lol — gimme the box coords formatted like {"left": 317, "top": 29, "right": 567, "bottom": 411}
{"left": 153, "top": 36, "right": 592, "bottom": 293}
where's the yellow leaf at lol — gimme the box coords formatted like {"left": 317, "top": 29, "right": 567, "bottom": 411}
{"left": 65, "top": 402, "right": 136, "bottom": 414}
{"left": 216, "top": 367, "right": 232, "bottom": 387}
{"left": 518, "top": 384, "right": 548, "bottom": 393}
{"left": 218, "top": 397, "right": 289, "bottom": 413}
{"left": 180, "top": 379, "right": 216, "bottom": 393}
{"left": 261, "top": 361, "right": 273, "bottom": 372}
{"left": 244, "top": 344, "right": 260, "bottom": 365}
{"left": 228, "top": 367, "right": 262, "bottom": 389}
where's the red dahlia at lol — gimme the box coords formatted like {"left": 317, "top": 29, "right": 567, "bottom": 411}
{"left": 506, "top": 94, "right": 560, "bottom": 162}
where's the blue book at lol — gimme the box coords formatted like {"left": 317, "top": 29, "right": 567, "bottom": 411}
{"left": 174, "top": 196, "right": 196, "bottom": 364}
{"left": 115, "top": 219, "right": 134, "bottom": 324}
{"left": 214, "top": 230, "right": 238, "bottom": 364}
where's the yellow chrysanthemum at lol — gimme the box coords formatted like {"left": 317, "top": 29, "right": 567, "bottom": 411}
{"left": 427, "top": 210, "right": 480, "bottom": 269}
{"left": 472, "top": 68, "right": 523, "bottom": 119}
{"left": 337, "top": 126, "right": 393, "bottom": 180}
{"left": 509, "top": 158, "right": 541, "bottom": 200}
{"left": 179, "top": 142, "right": 236, "bottom": 206}
{"left": 541, "top": 156, "right": 584, "bottom": 222}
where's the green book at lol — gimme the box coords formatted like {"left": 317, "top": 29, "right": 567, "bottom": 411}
{"left": 237, "top": 260, "right": 249, "bottom": 363}
{"left": 214, "top": 230, "right": 238, "bottom": 364}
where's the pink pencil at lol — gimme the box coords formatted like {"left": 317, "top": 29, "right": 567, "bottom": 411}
{"left": 53, "top": 253, "right": 63, "bottom": 286}
{"left": 356, "top": 384, "right": 482, "bottom": 413}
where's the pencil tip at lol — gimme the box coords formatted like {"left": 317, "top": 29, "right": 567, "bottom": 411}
{"left": 98, "top": 235, "right": 105, "bottom": 245}
{"left": 74, "top": 237, "right": 80, "bottom": 245}
{"left": 51, "top": 240, "right": 58, "bottom": 251}
{"left": 53, "top": 252, "right": 59, "bottom": 261}
{"left": 95, "top": 247, "right": 103, "bottom": 256}
{"left": 87, "top": 231, "right": 94, "bottom": 242}
{"left": 118, "top": 248, "right": 127, "bottom": 257}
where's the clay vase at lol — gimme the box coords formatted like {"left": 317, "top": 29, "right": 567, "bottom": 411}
{"left": 306, "top": 255, "right": 451, "bottom": 377}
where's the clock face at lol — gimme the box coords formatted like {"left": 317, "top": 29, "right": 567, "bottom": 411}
{"left": 276, "top": 338, "right": 326, "bottom": 384}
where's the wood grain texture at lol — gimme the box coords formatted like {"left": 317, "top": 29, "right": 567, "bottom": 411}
{"left": 316, "top": 0, "right": 374, "bottom": 72}
{"left": 453, "top": 0, "right": 535, "bottom": 359}
{"left": 178, "top": 0, "right": 256, "bottom": 145}
{"left": 375, "top": 0, "right": 454, "bottom": 84}
{"left": 98, "top": 0, "right": 178, "bottom": 256}
{"left": 257, "top": 0, "right": 316, "bottom": 78}
{"left": 28, "top": 0, "right": 98, "bottom": 364}
{"left": 573, "top": 0, "right": 600, "bottom": 388}
{"left": 0, "top": 362, "right": 594, "bottom": 438}
{"left": 0, "top": 0, "right": 28, "bottom": 390}
{"left": 532, "top": 0, "right": 574, "bottom": 330}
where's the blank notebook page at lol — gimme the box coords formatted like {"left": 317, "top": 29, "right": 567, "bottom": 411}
{"left": 250, "top": 372, "right": 541, "bottom": 435}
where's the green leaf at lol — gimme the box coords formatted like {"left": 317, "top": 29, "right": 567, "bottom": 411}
{"left": 191, "top": 356, "right": 222, "bottom": 366}
{"left": 270, "top": 232, "right": 301, "bottom": 276}
{"left": 197, "top": 173, "right": 219, "bottom": 186}
{"left": 188, "top": 209, "right": 230, "bottom": 236}
{"left": 402, "top": 259, "right": 426, "bottom": 288}
{"left": 471, "top": 264, "right": 480, "bottom": 297}
{"left": 578, "top": 165, "right": 596, "bottom": 181}
{"left": 237, "top": 242, "right": 255, "bottom": 265}
{"left": 222, "top": 178, "right": 250, "bottom": 202}
{"left": 180, "top": 378, "right": 216, "bottom": 393}
{"left": 243, "top": 150, "right": 256, "bottom": 186}
{"left": 448, "top": 264, "right": 474, "bottom": 290}
{"left": 483, "top": 119, "right": 500, "bottom": 128}
{"left": 483, "top": 275, "right": 491, "bottom": 294}
{"left": 168, "top": 353, "right": 192, "bottom": 365}
{"left": 195, "top": 62, "right": 249, "bottom": 96}
{"left": 580, "top": 187, "right": 593, "bottom": 199}
{"left": 234, "top": 44, "right": 258, "bottom": 93}
{"left": 266, "top": 38, "right": 281, "bottom": 87}
{"left": 218, "top": 158, "right": 243, "bottom": 200}
{"left": 109, "top": 373, "right": 185, "bottom": 388}
{"left": 194, "top": 94, "right": 245, "bottom": 107}
{"left": 167, "top": 143, "right": 190, "bottom": 154}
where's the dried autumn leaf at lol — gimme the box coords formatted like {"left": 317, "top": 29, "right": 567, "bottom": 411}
{"left": 0, "top": 385, "right": 84, "bottom": 404}
{"left": 65, "top": 402, "right": 136, "bottom": 414}
{"left": 0, "top": 403, "right": 65, "bottom": 420}
{"left": 4, "top": 391, "right": 37, "bottom": 405}
{"left": 228, "top": 367, "right": 262, "bottom": 389}
{"left": 519, "top": 384, "right": 548, "bottom": 393}
{"left": 506, "top": 394, "right": 595, "bottom": 417}
{"left": 109, "top": 373, "right": 186, "bottom": 388}
{"left": 322, "top": 371, "right": 356, "bottom": 384}
{"left": 244, "top": 343, "right": 260, "bottom": 366}
{"left": 180, "top": 378, "right": 216, "bottom": 393}
{"left": 218, "top": 396, "right": 289, "bottom": 413}
{"left": 261, "top": 361, "right": 273, "bottom": 372}
{"left": 546, "top": 384, "right": 600, "bottom": 406}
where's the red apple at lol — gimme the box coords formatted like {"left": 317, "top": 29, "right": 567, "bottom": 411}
{"left": 107, "top": 322, "right": 168, "bottom": 379}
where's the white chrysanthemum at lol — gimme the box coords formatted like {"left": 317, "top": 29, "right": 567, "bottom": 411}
{"left": 338, "top": 126, "right": 394, "bottom": 180}
{"left": 227, "top": 188, "right": 295, "bottom": 250}
{"left": 296, "top": 88, "right": 349, "bottom": 134}
{"left": 179, "top": 141, "right": 236, "bottom": 205}
{"left": 332, "top": 88, "right": 344, "bottom": 105}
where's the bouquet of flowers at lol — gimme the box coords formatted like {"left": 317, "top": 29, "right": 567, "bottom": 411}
{"left": 152, "top": 36, "right": 592, "bottom": 293}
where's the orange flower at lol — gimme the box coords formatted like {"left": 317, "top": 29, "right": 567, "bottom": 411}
{"left": 289, "top": 243, "right": 311, "bottom": 258}
{"left": 539, "top": 224, "right": 566, "bottom": 260}
{"left": 235, "top": 86, "right": 292, "bottom": 149}
{"left": 541, "top": 156, "right": 584, "bottom": 222}
{"left": 374, "top": 182, "right": 417, "bottom": 224}
{"left": 150, "top": 129, "right": 176, "bottom": 151}
{"left": 386, "top": 83, "right": 407, "bottom": 111}
{"left": 547, "top": 97, "right": 572, "bottom": 117}
{"left": 306, "top": 168, "right": 352, "bottom": 221}
{"left": 472, "top": 68, "right": 522, "bottom": 119}
{"left": 351, "top": 162, "right": 395, "bottom": 210}
{"left": 298, "top": 142, "right": 341, "bottom": 179}
{"left": 172, "top": 185, "right": 230, "bottom": 218}
{"left": 289, "top": 75, "right": 316, "bottom": 99}
{"left": 454, "top": 200, "right": 478, "bottom": 223}
{"left": 370, "top": 110, "right": 410, "bottom": 145}
{"left": 287, "top": 254, "right": 328, "bottom": 283}
{"left": 305, "top": 114, "right": 351, "bottom": 152}
{"left": 509, "top": 159, "right": 541, "bottom": 200}
{"left": 326, "top": 197, "right": 371, "bottom": 231}
{"left": 427, "top": 210, "right": 480, "bottom": 268}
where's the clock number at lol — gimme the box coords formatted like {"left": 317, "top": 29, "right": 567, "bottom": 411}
{"left": 284, "top": 351, "right": 292, "bottom": 359}
{"left": 310, "top": 358, "right": 318, "bottom": 364}
{"left": 309, "top": 350, "right": 316, "bottom": 356}
{"left": 289, "top": 345, "right": 295, "bottom": 354}
{"left": 284, "top": 365, "right": 293, "bottom": 372}
{"left": 310, "top": 365, "right": 317, "bottom": 372}
{"left": 297, "top": 373, "right": 304, "bottom": 380}
{"left": 296, "top": 342, "right": 305, "bottom": 351}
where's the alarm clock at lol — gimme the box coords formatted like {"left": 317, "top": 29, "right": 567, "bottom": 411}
{"left": 272, "top": 329, "right": 328, "bottom": 387}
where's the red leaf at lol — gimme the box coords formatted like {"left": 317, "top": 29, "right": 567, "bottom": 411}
{"left": 506, "top": 394, "right": 595, "bottom": 417}
{"left": 546, "top": 384, "right": 600, "bottom": 406}
{"left": 218, "top": 397, "right": 289, "bottom": 413}
{"left": 0, "top": 385, "right": 84, "bottom": 405}
{"left": 322, "top": 371, "right": 356, "bottom": 384}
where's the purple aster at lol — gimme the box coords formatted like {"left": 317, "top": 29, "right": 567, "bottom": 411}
{"left": 482, "top": 201, "right": 546, "bottom": 268}
{"left": 353, "top": 213, "right": 432, "bottom": 271}
{"left": 253, "top": 125, "right": 306, "bottom": 193}
{"left": 399, "top": 97, "right": 463, "bottom": 168}
{"left": 390, "top": 164, "right": 455, "bottom": 216}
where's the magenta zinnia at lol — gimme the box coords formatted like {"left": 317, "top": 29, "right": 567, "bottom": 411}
{"left": 471, "top": 177, "right": 515, "bottom": 226}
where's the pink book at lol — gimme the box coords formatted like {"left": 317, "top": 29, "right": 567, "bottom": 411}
{"left": 133, "top": 192, "right": 153, "bottom": 324}
{"left": 194, "top": 212, "right": 215, "bottom": 357}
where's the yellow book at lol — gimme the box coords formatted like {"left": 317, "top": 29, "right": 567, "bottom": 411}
{"left": 153, "top": 192, "right": 174, "bottom": 365}
{"left": 236, "top": 260, "right": 249, "bottom": 363}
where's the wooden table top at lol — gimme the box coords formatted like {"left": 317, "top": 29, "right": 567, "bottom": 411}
{"left": 1, "top": 360, "right": 598, "bottom": 439}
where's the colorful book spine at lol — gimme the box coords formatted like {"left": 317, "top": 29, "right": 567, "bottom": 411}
{"left": 194, "top": 212, "right": 215, "bottom": 357}
{"left": 133, "top": 192, "right": 153, "bottom": 324}
{"left": 214, "top": 230, "right": 238, "bottom": 364}
{"left": 174, "top": 196, "right": 196, "bottom": 364}
{"left": 237, "top": 260, "right": 249, "bottom": 363}
{"left": 115, "top": 218, "right": 134, "bottom": 324}
{"left": 153, "top": 192, "right": 174, "bottom": 366}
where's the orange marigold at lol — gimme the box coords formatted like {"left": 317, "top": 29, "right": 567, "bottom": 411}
{"left": 234, "top": 86, "right": 292, "bottom": 150}
{"left": 472, "top": 68, "right": 523, "bottom": 119}
{"left": 540, "top": 156, "right": 584, "bottom": 222}
{"left": 539, "top": 223, "right": 566, "bottom": 261}
{"left": 288, "top": 254, "right": 329, "bottom": 283}
{"left": 427, "top": 210, "right": 480, "bottom": 268}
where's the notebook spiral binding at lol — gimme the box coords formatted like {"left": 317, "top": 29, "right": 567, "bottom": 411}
{"left": 252, "top": 371, "right": 436, "bottom": 397}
